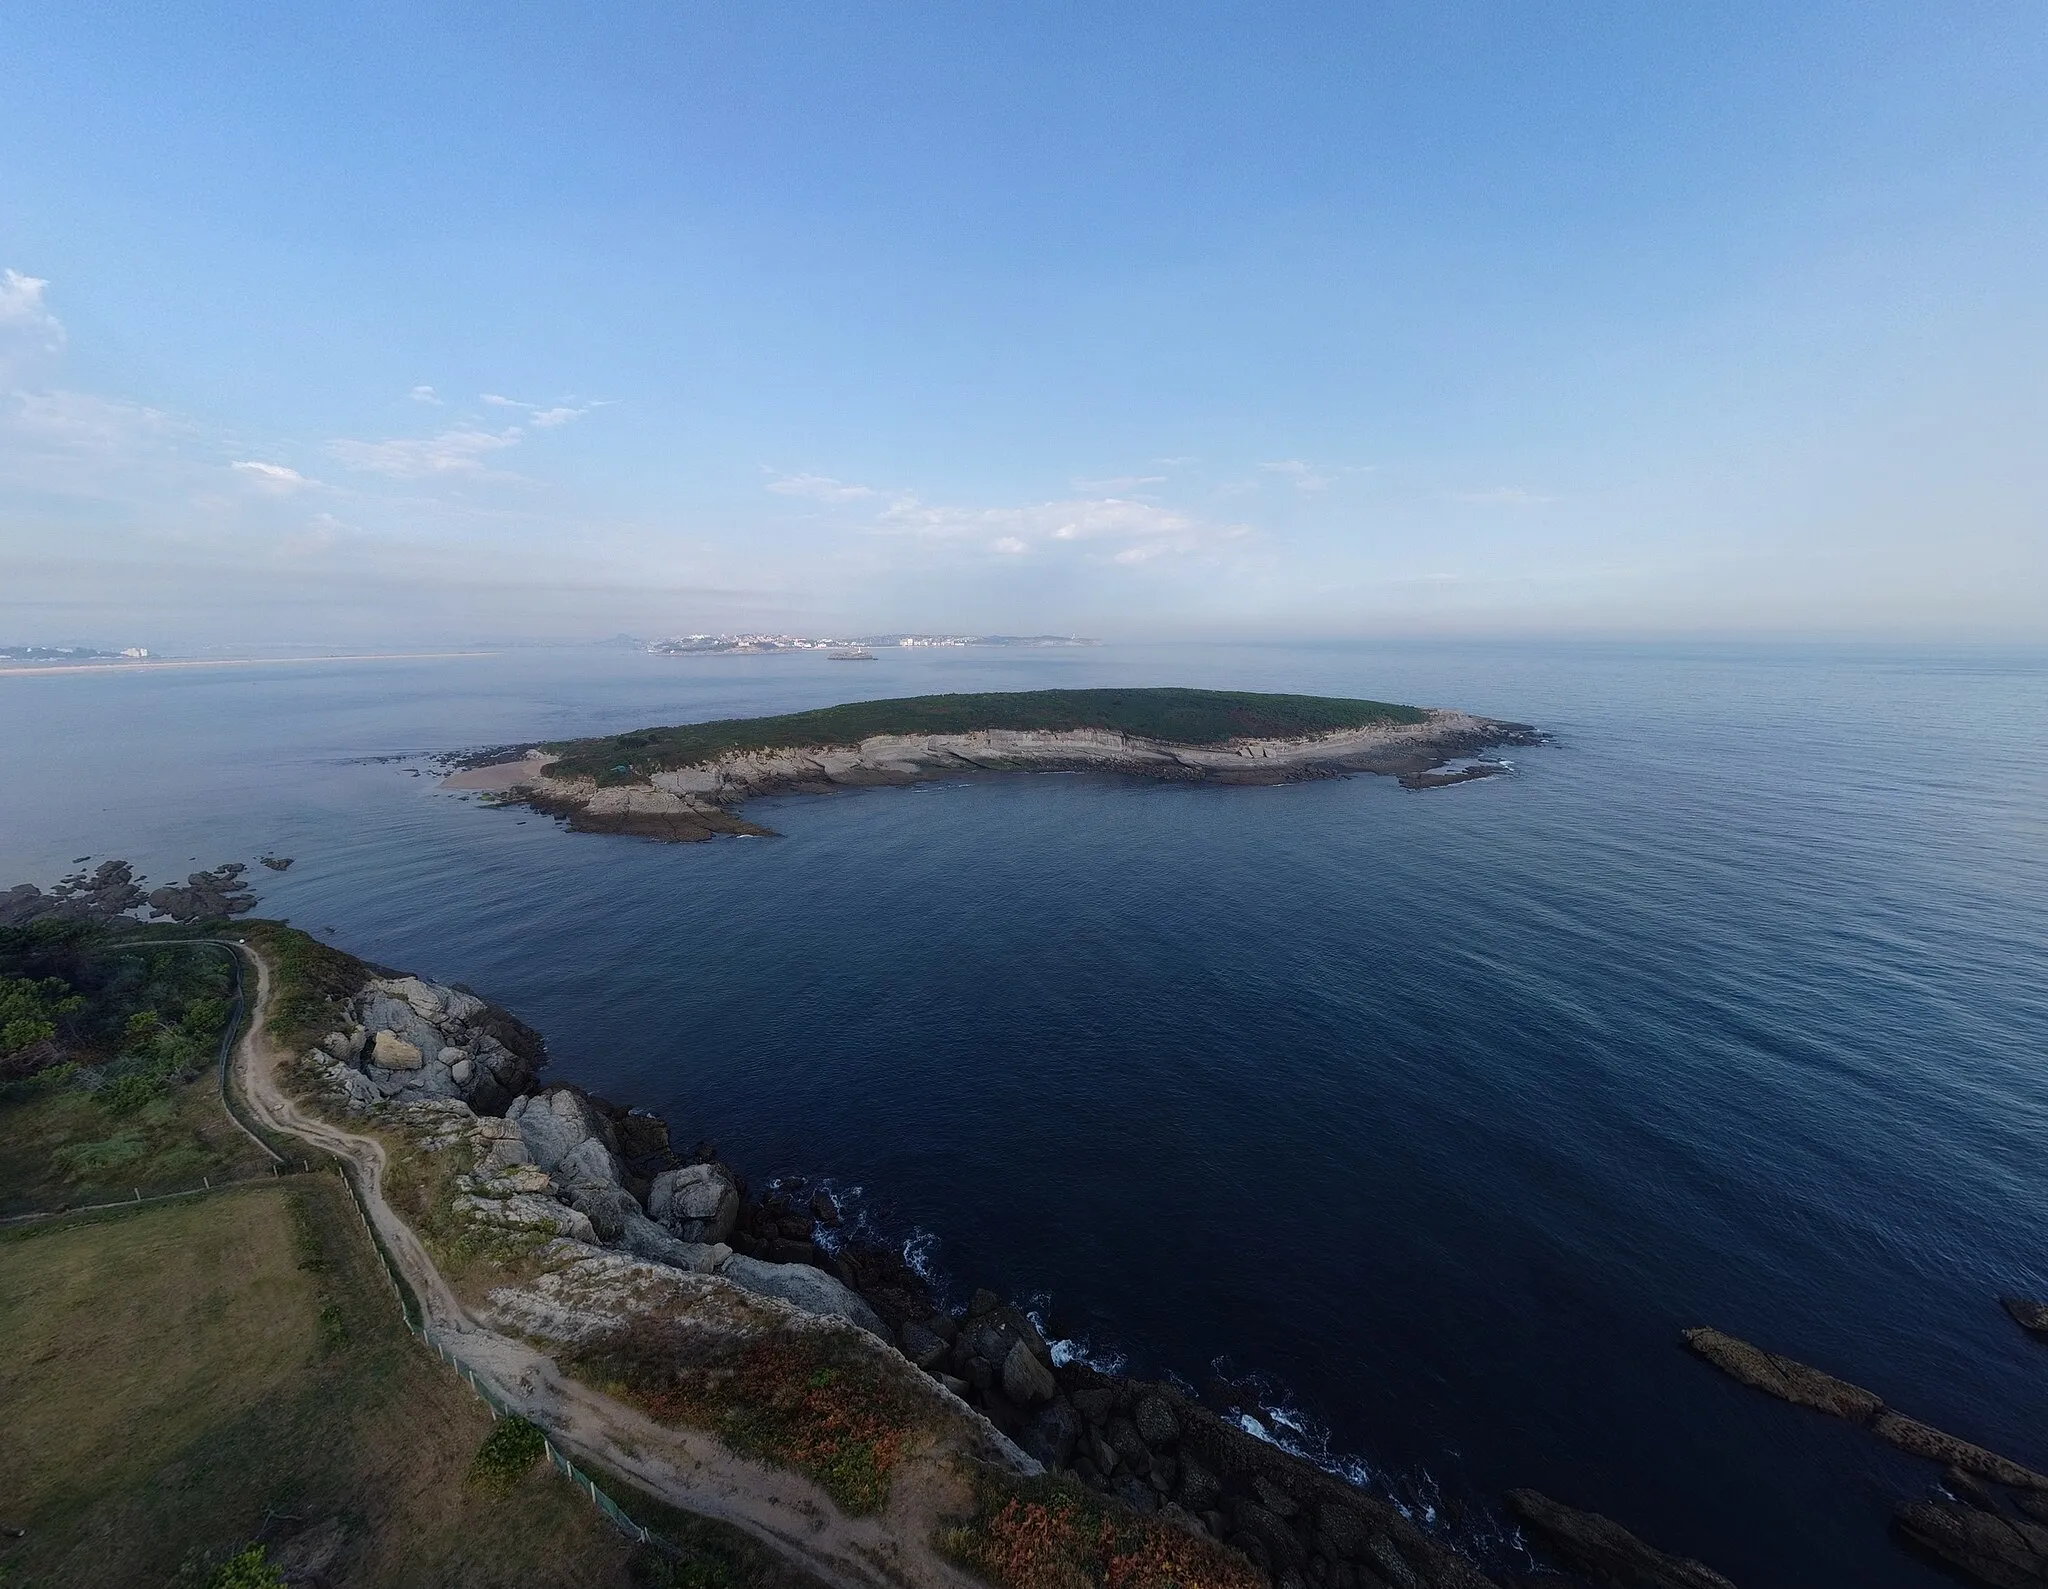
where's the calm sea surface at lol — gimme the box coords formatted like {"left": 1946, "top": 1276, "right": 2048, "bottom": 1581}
{"left": 5, "top": 641, "right": 2046, "bottom": 1584}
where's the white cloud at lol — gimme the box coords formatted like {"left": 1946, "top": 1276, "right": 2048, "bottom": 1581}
{"left": 409, "top": 385, "right": 442, "bottom": 404}
{"left": 1071, "top": 474, "right": 1166, "bottom": 491}
{"left": 767, "top": 472, "right": 879, "bottom": 502}
{"left": 4, "top": 389, "right": 184, "bottom": 452}
{"left": 1261, "top": 458, "right": 1331, "bottom": 492}
{"left": 328, "top": 425, "right": 523, "bottom": 479}
{"left": 231, "top": 460, "right": 316, "bottom": 493}
{"left": 874, "top": 489, "right": 1249, "bottom": 566}
{"left": 483, "top": 394, "right": 589, "bottom": 428}
{"left": 0, "top": 269, "right": 68, "bottom": 385}
{"left": 1446, "top": 486, "right": 1554, "bottom": 506}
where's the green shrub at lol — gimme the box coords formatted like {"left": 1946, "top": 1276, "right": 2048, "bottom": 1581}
{"left": 51, "top": 1133, "right": 147, "bottom": 1178}
{"left": 204, "top": 1543, "right": 285, "bottom": 1589}
{"left": 469, "top": 1415, "right": 547, "bottom": 1490}
{"left": 98, "top": 1072, "right": 168, "bottom": 1114}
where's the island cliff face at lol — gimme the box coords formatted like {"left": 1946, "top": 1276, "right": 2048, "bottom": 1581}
{"left": 447, "top": 709, "right": 1540, "bottom": 841}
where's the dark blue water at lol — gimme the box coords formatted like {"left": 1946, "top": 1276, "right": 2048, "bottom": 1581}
{"left": 5, "top": 641, "right": 2046, "bottom": 1585}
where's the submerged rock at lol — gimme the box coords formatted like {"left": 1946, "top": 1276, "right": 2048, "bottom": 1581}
{"left": 1896, "top": 1499, "right": 2048, "bottom": 1588}
{"left": 1682, "top": 1326, "right": 1884, "bottom": 1422}
{"left": 2002, "top": 1298, "right": 2048, "bottom": 1342}
{"left": 1506, "top": 1490, "right": 1737, "bottom": 1589}
{"left": 1685, "top": 1325, "right": 2048, "bottom": 1491}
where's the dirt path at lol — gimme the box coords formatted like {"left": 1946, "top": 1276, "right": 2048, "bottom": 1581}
{"left": 228, "top": 941, "right": 984, "bottom": 1589}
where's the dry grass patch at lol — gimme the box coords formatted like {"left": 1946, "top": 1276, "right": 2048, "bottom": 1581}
{"left": 0, "top": 1176, "right": 643, "bottom": 1588}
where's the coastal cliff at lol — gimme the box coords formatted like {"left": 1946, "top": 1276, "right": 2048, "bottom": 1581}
{"left": 445, "top": 691, "right": 1541, "bottom": 841}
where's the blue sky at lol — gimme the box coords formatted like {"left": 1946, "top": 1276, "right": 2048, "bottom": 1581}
{"left": 2, "top": 2, "right": 2043, "bottom": 645}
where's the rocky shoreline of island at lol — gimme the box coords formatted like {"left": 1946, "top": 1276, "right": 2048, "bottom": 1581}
{"left": 444, "top": 710, "right": 1545, "bottom": 842}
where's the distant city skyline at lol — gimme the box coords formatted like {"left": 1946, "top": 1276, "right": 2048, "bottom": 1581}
{"left": 2, "top": 3, "right": 2044, "bottom": 647}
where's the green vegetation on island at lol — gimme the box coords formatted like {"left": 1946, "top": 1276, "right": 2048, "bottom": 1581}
{"left": 544, "top": 687, "right": 1430, "bottom": 785}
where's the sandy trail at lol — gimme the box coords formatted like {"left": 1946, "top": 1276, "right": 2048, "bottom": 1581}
{"left": 229, "top": 942, "right": 981, "bottom": 1589}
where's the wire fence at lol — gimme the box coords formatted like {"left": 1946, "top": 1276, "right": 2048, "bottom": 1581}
{"left": 0, "top": 1162, "right": 315, "bottom": 1227}
{"left": 332, "top": 1162, "right": 681, "bottom": 1555}
{"left": 17, "top": 934, "right": 687, "bottom": 1560}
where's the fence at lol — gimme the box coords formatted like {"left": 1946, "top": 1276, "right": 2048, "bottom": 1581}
{"left": 332, "top": 1162, "right": 680, "bottom": 1556}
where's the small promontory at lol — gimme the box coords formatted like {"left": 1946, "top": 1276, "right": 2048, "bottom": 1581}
{"left": 444, "top": 686, "right": 1540, "bottom": 841}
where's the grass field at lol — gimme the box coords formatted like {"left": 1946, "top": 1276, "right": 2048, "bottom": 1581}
{"left": 0, "top": 1177, "right": 736, "bottom": 1588}
{"left": 543, "top": 687, "right": 1430, "bottom": 785}
{"left": 0, "top": 1065, "right": 276, "bottom": 1217}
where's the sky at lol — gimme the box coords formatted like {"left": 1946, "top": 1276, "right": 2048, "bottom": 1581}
{"left": 1, "top": 1, "right": 2044, "bottom": 648}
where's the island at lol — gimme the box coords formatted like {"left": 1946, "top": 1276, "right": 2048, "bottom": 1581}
{"left": 443, "top": 686, "right": 1543, "bottom": 841}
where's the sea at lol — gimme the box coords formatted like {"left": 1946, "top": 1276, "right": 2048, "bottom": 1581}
{"left": 4, "top": 639, "right": 2045, "bottom": 1586}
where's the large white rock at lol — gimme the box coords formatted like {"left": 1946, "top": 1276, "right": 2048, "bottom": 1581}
{"left": 457, "top": 1192, "right": 595, "bottom": 1243}
{"left": 371, "top": 1030, "right": 423, "bottom": 1070}
{"left": 387, "top": 976, "right": 446, "bottom": 1019}
{"left": 509, "top": 1089, "right": 625, "bottom": 1187}
{"left": 717, "top": 1254, "right": 888, "bottom": 1339}
{"left": 649, "top": 1162, "right": 739, "bottom": 1244}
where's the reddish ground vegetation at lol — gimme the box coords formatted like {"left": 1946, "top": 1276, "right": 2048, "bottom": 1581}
{"left": 575, "top": 1324, "right": 925, "bottom": 1515}
{"left": 945, "top": 1477, "right": 1264, "bottom": 1589}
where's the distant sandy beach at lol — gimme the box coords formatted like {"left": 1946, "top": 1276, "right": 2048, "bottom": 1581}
{"left": 0, "top": 651, "right": 498, "bottom": 679}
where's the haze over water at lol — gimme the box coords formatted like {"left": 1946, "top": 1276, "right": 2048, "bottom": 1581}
{"left": 5, "top": 640, "right": 2046, "bottom": 1586}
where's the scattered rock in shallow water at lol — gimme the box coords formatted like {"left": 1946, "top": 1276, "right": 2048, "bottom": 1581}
{"left": 1682, "top": 1326, "right": 1886, "bottom": 1422}
{"left": 1685, "top": 1326, "right": 2048, "bottom": 1492}
{"left": 259, "top": 855, "right": 294, "bottom": 871}
{"left": 147, "top": 862, "right": 259, "bottom": 922}
{"left": 1873, "top": 1413, "right": 2048, "bottom": 1492}
{"left": 1, "top": 860, "right": 150, "bottom": 926}
{"left": 1506, "top": 1490, "right": 1736, "bottom": 1589}
{"left": 1896, "top": 1499, "right": 2048, "bottom": 1588}
{"left": 2002, "top": 1298, "right": 2048, "bottom": 1342}
{"left": 1948, "top": 1466, "right": 2009, "bottom": 1514}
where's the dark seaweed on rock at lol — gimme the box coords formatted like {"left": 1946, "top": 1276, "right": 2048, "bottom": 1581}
{"left": 545, "top": 688, "right": 1434, "bottom": 786}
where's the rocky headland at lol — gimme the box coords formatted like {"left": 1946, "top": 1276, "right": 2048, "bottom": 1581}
{"left": 444, "top": 691, "right": 1543, "bottom": 842}
{"left": 286, "top": 954, "right": 1558, "bottom": 1588}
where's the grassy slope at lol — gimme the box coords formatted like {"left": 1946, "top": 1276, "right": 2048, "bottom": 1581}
{"left": 544, "top": 687, "right": 1430, "bottom": 785}
{"left": 0, "top": 1067, "right": 273, "bottom": 1216}
{"left": 0, "top": 1178, "right": 641, "bottom": 1589}
{"left": 0, "top": 932, "right": 274, "bottom": 1215}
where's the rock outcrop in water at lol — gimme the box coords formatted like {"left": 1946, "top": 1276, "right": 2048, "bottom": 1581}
{"left": 0, "top": 860, "right": 149, "bottom": 925}
{"left": 1896, "top": 1497, "right": 2048, "bottom": 1587}
{"left": 1505, "top": 1490, "right": 1737, "bottom": 1589}
{"left": 2002, "top": 1298, "right": 2048, "bottom": 1343}
{"left": 449, "top": 711, "right": 1543, "bottom": 842}
{"left": 0, "top": 858, "right": 261, "bottom": 926}
{"left": 1682, "top": 1327, "right": 2048, "bottom": 1492}
{"left": 296, "top": 951, "right": 1525, "bottom": 1585}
